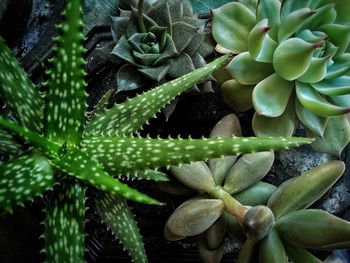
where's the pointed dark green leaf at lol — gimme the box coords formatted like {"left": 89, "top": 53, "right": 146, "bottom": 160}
{"left": 82, "top": 136, "right": 313, "bottom": 175}
{"left": 84, "top": 55, "right": 231, "bottom": 136}
{"left": 45, "top": 0, "right": 87, "bottom": 146}
{"left": 284, "top": 242, "right": 322, "bottom": 263}
{"left": 110, "top": 16, "right": 128, "bottom": 42}
{"left": 334, "top": 0, "right": 350, "bottom": 25}
{"left": 296, "top": 81, "right": 350, "bottom": 116}
{"left": 112, "top": 36, "right": 138, "bottom": 66}
{"left": 212, "top": 2, "right": 256, "bottom": 53}
{"left": 0, "top": 153, "right": 55, "bottom": 213}
{"left": 88, "top": 89, "right": 113, "bottom": 121}
{"left": 220, "top": 80, "right": 254, "bottom": 112}
{"left": 171, "top": 21, "right": 198, "bottom": 54}
{"left": 0, "top": 128, "right": 22, "bottom": 157}
{"left": 93, "top": 192, "right": 148, "bottom": 263}
{"left": 0, "top": 38, "right": 43, "bottom": 133}
{"left": 276, "top": 209, "right": 350, "bottom": 250}
{"left": 226, "top": 52, "right": 274, "bottom": 85}
{"left": 268, "top": 161, "right": 345, "bottom": 220}
{"left": 310, "top": 115, "right": 350, "bottom": 156}
{"left": 138, "top": 63, "right": 170, "bottom": 81}
{"left": 189, "top": 0, "right": 232, "bottom": 14}
{"left": 253, "top": 73, "right": 294, "bottom": 117}
{"left": 43, "top": 183, "right": 86, "bottom": 263}
{"left": 133, "top": 169, "right": 169, "bottom": 181}
{"left": 168, "top": 53, "right": 195, "bottom": 78}
{"left": 259, "top": 229, "right": 288, "bottom": 263}
{"left": 116, "top": 64, "right": 144, "bottom": 92}
{"left": 311, "top": 76, "right": 350, "bottom": 96}
{"left": 273, "top": 38, "right": 315, "bottom": 81}
{"left": 295, "top": 98, "right": 328, "bottom": 137}
{"left": 52, "top": 147, "right": 160, "bottom": 205}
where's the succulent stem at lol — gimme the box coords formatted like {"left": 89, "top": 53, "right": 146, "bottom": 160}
{"left": 210, "top": 186, "right": 249, "bottom": 222}
{"left": 137, "top": 0, "right": 146, "bottom": 33}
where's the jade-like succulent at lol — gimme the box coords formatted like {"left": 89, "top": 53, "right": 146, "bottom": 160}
{"left": 0, "top": 1, "right": 311, "bottom": 262}
{"left": 236, "top": 161, "right": 349, "bottom": 263}
{"left": 162, "top": 114, "right": 277, "bottom": 263}
{"left": 212, "top": 0, "right": 350, "bottom": 156}
{"left": 109, "top": 0, "right": 215, "bottom": 92}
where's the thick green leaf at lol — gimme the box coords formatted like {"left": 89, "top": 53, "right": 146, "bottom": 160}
{"left": 212, "top": 2, "right": 256, "bottom": 53}
{"left": 298, "top": 57, "right": 329, "bottom": 84}
{"left": 232, "top": 182, "right": 277, "bottom": 206}
{"left": 93, "top": 192, "right": 147, "bottom": 263}
{"left": 0, "top": 38, "right": 43, "bottom": 133}
{"left": 334, "top": 0, "right": 350, "bottom": 25}
{"left": 132, "top": 169, "right": 169, "bottom": 181}
{"left": 189, "top": 0, "right": 234, "bottom": 14}
{"left": 280, "top": 0, "right": 311, "bottom": 19}
{"left": 252, "top": 73, "right": 294, "bottom": 117}
{"left": 259, "top": 229, "right": 288, "bottom": 263}
{"left": 284, "top": 242, "right": 322, "bottom": 263}
{"left": 311, "top": 76, "right": 350, "bottom": 96}
{"left": 267, "top": 161, "right": 345, "bottom": 220}
{"left": 43, "top": 183, "right": 86, "bottom": 263}
{"left": 0, "top": 153, "right": 55, "bottom": 212}
{"left": 236, "top": 239, "right": 258, "bottom": 263}
{"left": 220, "top": 80, "right": 254, "bottom": 112}
{"left": 84, "top": 55, "right": 231, "bottom": 136}
{"left": 116, "top": 64, "right": 144, "bottom": 92}
{"left": 325, "top": 53, "right": 350, "bottom": 79}
{"left": 296, "top": 81, "right": 350, "bottom": 117}
{"left": 0, "top": 128, "right": 22, "bottom": 157}
{"left": 256, "top": 0, "right": 281, "bottom": 40}
{"left": 226, "top": 52, "right": 274, "bottom": 85}
{"left": 45, "top": 0, "right": 87, "bottom": 146}
{"left": 319, "top": 24, "right": 350, "bottom": 54}
{"left": 171, "top": 21, "right": 198, "bottom": 54}
{"left": 276, "top": 209, "right": 350, "bottom": 250}
{"left": 310, "top": 115, "right": 350, "bottom": 156}
{"left": 52, "top": 147, "right": 160, "bottom": 205}
{"left": 273, "top": 38, "right": 316, "bottom": 81}
{"left": 82, "top": 136, "right": 313, "bottom": 175}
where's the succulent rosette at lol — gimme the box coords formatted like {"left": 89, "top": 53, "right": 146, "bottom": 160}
{"left": 212, "top": 0, "right": 350, "bottom": 155}
{"left": 109, "top": 0, "right": 215, "bottom": 92}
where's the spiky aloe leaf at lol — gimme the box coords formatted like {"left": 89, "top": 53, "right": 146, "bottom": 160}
{"left": 52, "top": 147, "right": 160, "bottom": 205}
{"left": 131, "top": 170, "right": 169, "bottom": 181}
{"left": 42, "top": 183, "right": 86, "bottom": 263}
{"left": 82, "top": 136, "right": 313, "bottom": 175}
{"left": 0, "top": 128, "right": 22, "bottom": 157}
{"left": 45, "top": 0, "right": 87, "bottom": 146}
{"left": 84, "top": 55, "right": 231, "bottom": 136}
{"left": 0, "top": 153, "right": 55, "bottom": 213}
{"left": 0, "top": 38, "right": 43, "bottom": 133}
{"left": 93, "top": 192, "right": 147, "bottom": 263}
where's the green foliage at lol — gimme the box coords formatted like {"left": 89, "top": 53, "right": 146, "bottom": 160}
{"left": 0, "top": 1, "right": 312, "bottom": 262}
{"left": 108, "top": 0, "right": 215, "bottom": 92}
{"left": 212, "top": 0, "right": 350, "bottom": 155}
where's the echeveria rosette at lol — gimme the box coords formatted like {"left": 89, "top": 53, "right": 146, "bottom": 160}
{"left": 110, "top": 0, "right": 215, "bottom": 92}
{"left": 235, "top": 161, "right": 350, "bottom": 263}
{"left": 163, "top": 114, "right": 277, "bottom": 263}
{"left": 212, "top": 0, "right": 350, "bottom": 156}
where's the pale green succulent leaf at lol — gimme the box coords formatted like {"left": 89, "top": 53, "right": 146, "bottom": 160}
{"left": 0, "top": 38, "right": 43, "bottom": 133}
{"left": 296, "top": 81, "right": 350, "bottom": 116}
{"left": 276, "top": 209, "right": 350, "bottom": 250}
{"left": 220, "top": 80, "right": 254, "bottom": 112}
{"left": 82, "top": 136, "right": 313, "bottom": 175}
{"left": 52, "top": 147, "right": 160, "bottom": 205}
{"left": 268, "top": 161, "right": 345, "bottom": 220}
{"left": 236, "top": 239, "right": 258, "bottom": 263}
{"left": 116, "top": 64, "right": 144, "bottom": 92}
{"left": 204, "top": 216, "right": 227, "bottom": 250}
{"left": 253, "top": 73, "right": 294, "bottom": 117}
{"left": 303, "top": 5, "right": 336, "bottom": 30}
{"left": 298, "top": 57, "right": 329, "bottom": 83}
{"left": 297, "top": 29, "right": 326, "bottom": 43}
{"left": 0, "top": 128, "right": 23, "bottom": 157}
{"left": 0, "top": 153, "right": 55, "bottom": 213}
{"left": 273, "top": 38, "right": 315, "bottom": 81}
{"left": 189, "top": 0, "right": 232, "bottom": 14}
{"left": 284, "top": 242, "right": 322, "bottom": 263}
{"left": 93, "top": 192, "right": 147, "bottom": 263}
{"left": 334, "top": 0, "right": 350, "bottom": 25}
{"left": 45, "top": 0, "right": 87, "bottom": 146}
{"left": 256, "top": 0, "right": 281, "bottom": 40}
{"left": 259, "top": 229, "right": 288, "bottom": 263}
{"left": 311, "top": 76, "right": 350, "bottom": 95}
{"left": 165, "top": 198, "right": 225, "bottom": 237}
{"left": 43, "top": 183, "right": 86, "bottom": 263}
{"left": 212, "top": 2, "right": 256, "bottom": 53}
{"left": 325, "top": 53, "right": 350, "bottom": 79}
{"left": 232, "top": 182, "right": 277, "bottom": 206}
{"left": 84, "top": 55, "right": 231, "bottom": 136}
{"left": 253, "top": 98, "right": 296, "bottom": 136}
{"left": 319, "top": 24, "right": 350, "bottom": 55}
{"left": 280, "top": 0, "right": 311, "bottom": 19}
{"left": 295, "top": 98, "right": 328, "bottom": 137}
{"left": 223, "top": 151, "right": 274, "bottom": 194}
{"left": 331, "top": 94, "right": 350, "bottom": 107}
{"left": 237, "top": 0, "right": 258, "bottom": 13}
{"left": 310, "top": 115, "right": 350, "bottom": 156}
{"left": 278, "top": 8, "right": 314, "bottom": 42}
{"left": 198, "top": 235, "right": 225, "bottom": 263}
{"left": 226, "top": 52, "right": 274, "bottom": 85}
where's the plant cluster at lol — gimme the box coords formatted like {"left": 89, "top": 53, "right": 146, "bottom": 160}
{"left": 212, "top": 0, "right": 350, "bottom": 156}
{"left": 0, "top": 0, "right": 313, "bottom": 263}
{"left": 164, "top": 114, "right": 350, "bottom": 263}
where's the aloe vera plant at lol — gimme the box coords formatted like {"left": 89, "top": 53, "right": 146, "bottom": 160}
{"left": 0, "top": 0, "right": 312, "bottom": 262}
{"left": 163, "top": 114, "right": 277, "bottom": 263}
{"left": 212, "top": 0, "right": 350, "bottom": 156}
{"left": 109, "top": 0, "right": 215, "bottom": 92}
